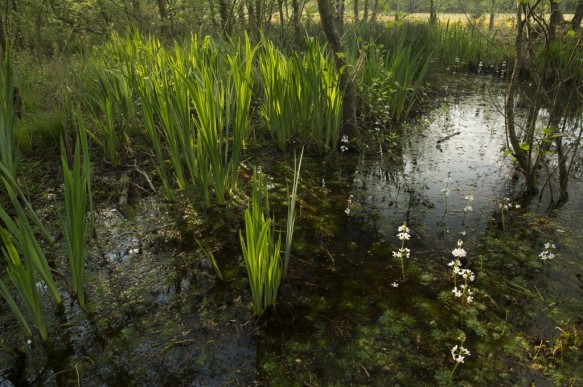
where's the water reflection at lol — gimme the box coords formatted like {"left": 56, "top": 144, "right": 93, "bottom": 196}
{"left": 351, "top": 75, "right": 516, "bottom": 247}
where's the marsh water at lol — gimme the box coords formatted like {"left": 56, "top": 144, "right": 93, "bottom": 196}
{"left": 2, "top": 73, "right": 582, "bottom": 385}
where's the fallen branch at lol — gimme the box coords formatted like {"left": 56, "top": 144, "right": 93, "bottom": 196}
{"left": 437, "top": 131, "right": 461, "bottom": 143}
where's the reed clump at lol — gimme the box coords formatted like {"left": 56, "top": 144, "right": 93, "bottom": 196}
{"left": 240, "top": 168, "right": 282, "bottom": 316}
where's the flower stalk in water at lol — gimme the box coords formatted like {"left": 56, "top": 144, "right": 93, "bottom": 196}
{"left": 393, "top": 222, "right": 411, "bottom": 281}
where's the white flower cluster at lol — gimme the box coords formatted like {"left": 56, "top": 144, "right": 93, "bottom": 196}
{"left": 539, "top": 242, "right": 556, "bottom": 261}
{"left": 499, "top": 197, "right": 521, "bottom": 211}
{"left": 451, "top": 343, "right": 471, "bottom": 364}
{"left": 340, "top": 135, "right": 349, "bottom": 153}
{"left": 397, "top": 224, "right": 411, "bottom": 241}
{"left": 392, "top": 222, "right": 412, "bottom": 283}
{"left": 448, "top": 240, "right": 475, "bottom": 304}
{"left": 393, "top": 247, "right": 411, "bottom": 259}
{"left": 451, "top": 239, "right": 467, "bottom": 258}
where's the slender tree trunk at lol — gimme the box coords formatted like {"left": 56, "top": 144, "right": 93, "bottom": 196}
{"left": 156, "top": 0, "right": 171, "bottom": 36}
{"left": 429, "top": 0, "right": 437, "bottom": 24}
{"left": 370, "top": 0, "right": 380, "bottom": 22}
{"left": 316, "top": 0, "right": 358, "bottom": 142}
{"left": 363, "top": 0, "right": 369, "bottom": 21}
{"left": 335, "top": 0, "right": 344, "bottom": 34}
{"left": 506, "top": 2, "right": 536, "bottom": 194}
{"left": 549, "top": 0, "right": 563, "bottom": 40}
{"left": 489, "top": 0, "right": 496, "bottom": 31}
{"left": 247, "top": 0, "right": 256, "bottom": 31}
{"left": 394, "top": 1, "right": 400, "bottom": 21}
{"left": 277, "top": 0, "right": 285, "bottom": 37}
{"left": 571, "top": 1, "right": 583, "bottom": 29}
{"left": 292, "top": 0, "right": 301, "bottom": 39}
{"left": 354, "top": 0, "right": 359, "bottom": 23}
{"left": 218, "top": 0, "right": 233, "bottom": 34}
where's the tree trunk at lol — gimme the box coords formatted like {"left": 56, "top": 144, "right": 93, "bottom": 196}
{"left": 247, "top": 0, "right": 255, "bottom": 31}
{"left": 429, "top": 0, "right": 437, "bottom": 24}
{"left": 218, "top": 0, "right": 233, "bottom": 34}
{"left": 488, "top": 0, "right": 496, "bottom": 31}
{"left": 277, "top": 0, "right": 285, "bottom": 37}
{"left": 292, "top": 0, "right": 301, "bottom": 39}
{"left": 570, "top": 1, "right": 583, "bottom": 29}
{"left": 316, "top": 0, "right": 358, "bottom": 143}
{"left": 335, "top": 0, "right": 344, "bottom": 34}
{"left": 549, "top": 0, "right": 563, "bottom": 40}
{"left": 156, "top": 0, "right": 171, "bottom": 36}
{"left": 394, "top": 1, "right": 400, "bottom": 22}
{"left": 363, "top": 0, "right": 369, "bottom": 21}
{"left": 505, "top": 2, "right": 536, "bottom": 194}
{"left": 354, "top": 0, "right": 359, "bottom": 23}
{"left": 370, "top": 0, "right": 380, "bottom": 22}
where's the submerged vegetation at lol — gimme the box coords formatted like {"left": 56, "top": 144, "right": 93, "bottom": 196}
{"left": 1, "top": 1, "right": 582, "bottom": 384}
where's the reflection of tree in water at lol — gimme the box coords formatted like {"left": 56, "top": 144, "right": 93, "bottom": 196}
{"left": 504, "top": 1, "right": 583, "bottom": 209}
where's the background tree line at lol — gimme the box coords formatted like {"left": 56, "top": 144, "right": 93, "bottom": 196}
{"left": 1, "top": 0, "right": 581, "bottom": 57}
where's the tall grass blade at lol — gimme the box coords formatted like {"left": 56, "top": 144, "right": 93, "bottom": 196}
{"left": 0, "top": 47, "right": 19, "bottom": 179}
{"left": 283, "top": 148, "right": 303, "bottom": 277}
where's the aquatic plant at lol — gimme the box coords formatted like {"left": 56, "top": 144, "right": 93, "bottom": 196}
{"left": 0, "top": 228, "right": 47, "bottom": 341}
{"left": 60, "top": 126, "right": 91, "bottom": 308}
{"left": 356, "top": 35, "right": 432, "bottom": 127}
{"left": 240, "top": 168, "right": 282, "bottom": 316}
{"left": 539, "top": 242, "right": 556, "bottom": 262}
{"left": 441, "top": 172, "right": 451, "bottom": 213}
{"left": 498, "top": 197, "right": 520, "bottom": 230}
{"left": 392, "top": 222, "right": 411, "bottom": 281}
{"left": 462, "top": 194, "right": 474, "bottom": 225}
{"left": 450, "top": 334, "right": 471, "bottom": 381}
{"left": 283, "top": 148, "right": 303, "bottom": 277}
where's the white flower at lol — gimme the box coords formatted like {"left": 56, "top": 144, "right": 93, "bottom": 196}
{"left": 467, "top": 295, "right": 474, "bottom": 304}
{"left": 464, "top": 205, "right": 472, "bottom": 213}
{"left": 451, "top": 344, "right": 471, "bottom": 363}
{"left": 452, "top": 247, "right": 467, "bottom": 258}
{"left": 544, "top": 242, "right": 556, "bottom": 250}
{"left": 397, "top": 232, "right": 411, "bottom": 241}
{"left": 441, "top": 188, "right": 450, "bottom": 197}
{"left": 452, "top": 287, "right": 462, "bottom": 297}
{"left": 344, "top": 208, "right": 351, "bottom": 215}
{"left": 464, "top": 195, "right": 474, "bottom": 201}
{"left": 391, "top": 282, "right": 399, "bottom": 288}
{"left": 398, "top": 224, "right": 410, "bottom": 233}
{"left": 515, "top": 204, "right": 521, "bottom": 209}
